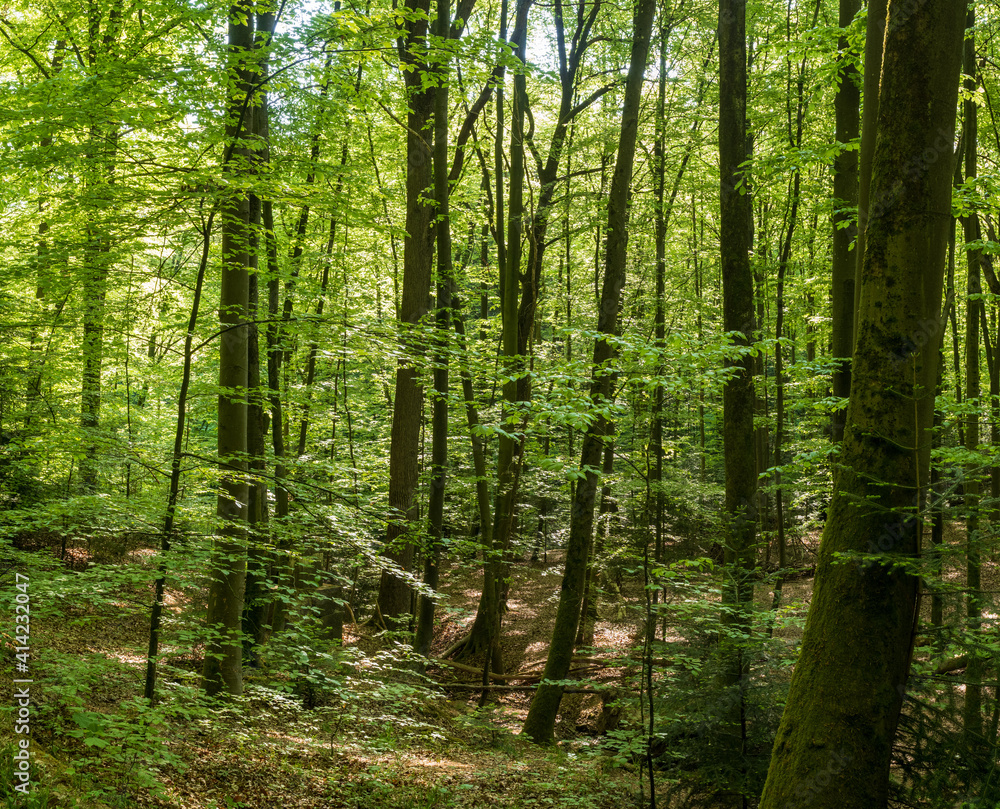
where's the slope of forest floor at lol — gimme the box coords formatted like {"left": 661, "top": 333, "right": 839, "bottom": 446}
{"left": 3, "top": 520, "right": 987, "bottom": 808}
{"left": 1, "top": 544, "right": 653, "bottom": 809}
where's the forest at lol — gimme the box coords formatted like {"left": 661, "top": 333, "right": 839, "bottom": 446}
{"left": 0, "top": 0, "right": 996, "bottom": 806}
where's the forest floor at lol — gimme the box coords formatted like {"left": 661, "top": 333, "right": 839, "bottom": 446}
{"left": 1, "top": 543, "right": 655, "bottom": 809}
{"left": 3, "top": 520, "right": 983, "bottom": 808}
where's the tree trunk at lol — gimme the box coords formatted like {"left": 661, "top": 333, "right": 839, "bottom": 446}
{"left": 831, "top": 0, "right": 861, "bottom": 443}
{"left": 759, "top": 2, "right": 965, "bottom": 804}
{"left": 769, "top": 0, "right": 814, "bottom": 628}
{"left": 414, "top": 0, "right": 453, "bottom": 658}
{"left": 296, "top": 51, "right": 361, "bottom": 457}
{"left": 521, "top": 0, "right": 655, "bottom": 744}
{"left": 376, "top": 0, "right": 437, "bottom": 622}
{"left": 241, "top": 7, "right": 276, "bottom": 663}
{"left": 651, "top": 17, "right": 667, "bottom": 576}
{"left": 144, "top": 216, "right": 213, "bottom": 701}
{"left": 851, "top": 0, "right": 887, "bottom": 341}
{"left": 463, "top": 0, "right": 530, "bottom": 658}
{"left": 202, "top": 1, "right": 253, "bottom": 698}
{"left": 717, "top": 0, "right": 757, "bottom": 797}
{"left": 960, "top": 8, "right": 983, "bottom": 745}
{"left": 79, "top": 2, "right": 122, "bottom": 493}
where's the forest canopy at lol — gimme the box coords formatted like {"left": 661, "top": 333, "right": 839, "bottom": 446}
{"left": 0, "top": 0, "right": 997, "bottom": 807}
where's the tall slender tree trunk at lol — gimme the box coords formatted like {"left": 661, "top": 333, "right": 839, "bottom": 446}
{"left": 759, "top": 1, "right": 966, "bottom": 804}
{"left": 831, "top": 0, "right": 861, "bottom": 443}
{"left": 651, "top": 19, "right": 668, "bottom": 575}
{"left": 770, "top": 0, "right": 813, "bottom": 626}
{"left": 241, "top": 6, "right": 277, "bottom": 664}
{"left": 297, "top": 48, "right": 363, "bottom": 456}
{"left": 717, "top": 1, "right": 757, "bottom": 800}
{"left": 960, "top": 7, "right": 983, "bottom": 745}
{"left": 144, "top": 215, "right": 213, "bottom": 701}
{"left": 264, "top": 196, "right": 291, "bottom": 633}
{"left": 202, "top": 0, "right": 253, "bottom": 697}
{"left": 514, "top": 0, "right": 603, "bottom": 392}
{"left": 521, "top": 0, "right": 655, "bottom": 744}
{"left": 377, "top": 0, "right": 437, "bottom": 622}
{"left": 26, "top": 42, "right": 66, "bottom": 434}
{"left": 649, "top": 27, "right": 711, "bottom": 572}
{"left": 414, "top": 0, "right": 453, "bottom": 657}
{"left": 462, "top": 0, "right": 530, "bottom": 659}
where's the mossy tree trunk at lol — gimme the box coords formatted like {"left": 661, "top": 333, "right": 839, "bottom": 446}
{"left": 759, "top": 1, "right": 966, "bottom": 804}
{"left": 851, "top": 0, "right": 887, "bottom": 342}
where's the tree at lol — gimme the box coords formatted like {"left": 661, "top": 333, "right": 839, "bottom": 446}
{"left": 374, "top": 0, "right": 437, "bottom": 623}
{"left": 830, "top": 0, "right": 860, "bottom": 444}
{"left": 202, "top": 0, "right": 254, "bottom": 698}
{"left": 959, "top": 4, "right": 983, "bottom": 746}
{"left": 759, "top": 0, "right": 966, "bottom": 804}
{"left": 414, "top": 0, "right": 453, "bottom": 658}
{"left": 521, "top": 0, "right": 656, "bottom": 746}
{"left": 716, "top": 0, "right": 756, "bottom": 787}
{"left": 79, "top": 0, "right": 124, "bottom": 493}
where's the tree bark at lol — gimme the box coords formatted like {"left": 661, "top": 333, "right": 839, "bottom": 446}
{"left": 851, "top": 0, "right": 887, "bottom": 342}
{"left": 462, "top": 0, "right": 531, "bottom": 658}
{"left": 79, "top": 1, "right": 123, "bottom": 493}
{"left": 759, "top": 1, "right": 965, "bottom": 804}
{"left": 717, "top": 0, "right": 757, "bottom": 793}
{"left": 144, "top": 214, "right": 213, "bottom": 701}
{"left": 960, "top": 7, "right": 983, "bottom": 745}
{"left": 414, "top": 0, "right": 453, "bottom": 658}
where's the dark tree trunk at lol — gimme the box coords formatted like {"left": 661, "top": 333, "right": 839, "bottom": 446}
{"left": 377, "top": 0, "right": 437, "bottom": 622}
{"left": 717, "top": 0, "right": 756, "bottom": 747}
{"left": 960, "top": 8, "right": 983, "bottom": 744}
{"left": 831, "top": 0, "right": 861, "bottom": 443}
{"left": 414, "top": 0, "right": 453, "bottom": 658}
{"left": 202, "top": 0, "right": 253, "bottom": 698}
{"left": 144, "top": 217, "right": 213, "bottom": 701}
{"left": 463, "top": 0, "right": 530, "bottom": 659}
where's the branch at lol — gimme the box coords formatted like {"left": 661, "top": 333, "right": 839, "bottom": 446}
{"left": 0, "top": 18, "right": 52, "bottom": 77}
{"left": 449, "top": 66, "right": 501, "bottom": 183}
{"left": 564, "top": 81, "right": 620, "bottom": 125}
